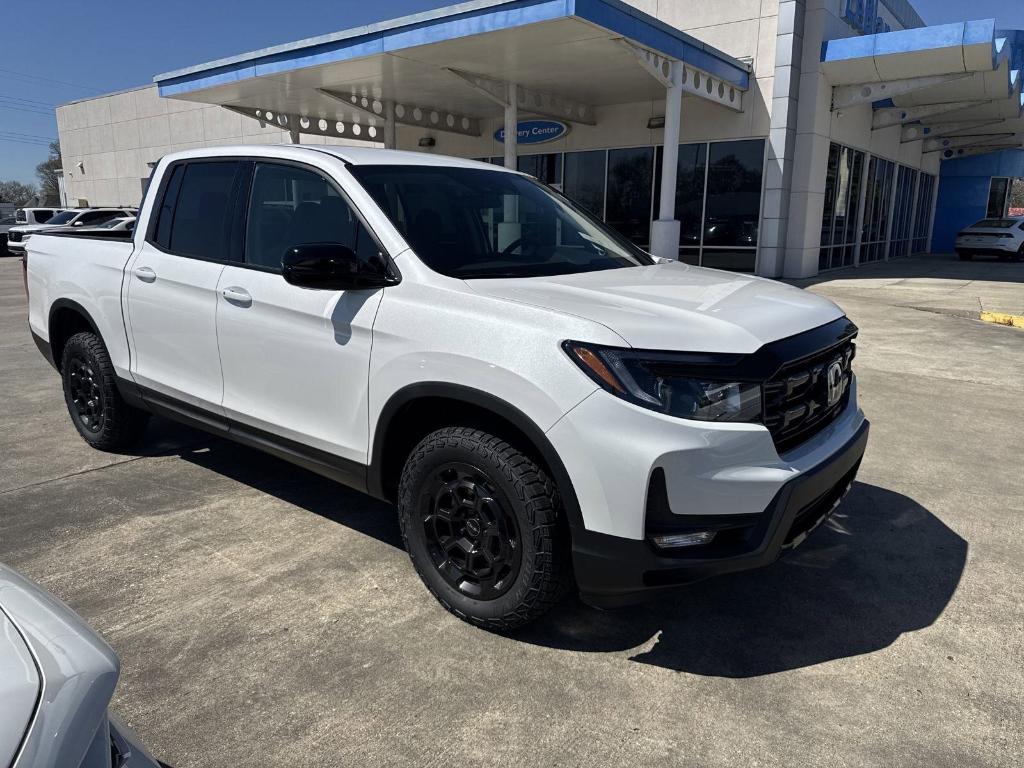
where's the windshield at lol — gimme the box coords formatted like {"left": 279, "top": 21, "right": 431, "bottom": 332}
{"left": 46, "top": 211, "right": 79, "bottom": 225}
{"left": 349, "top": 165, "right": 653, "bottom": 279}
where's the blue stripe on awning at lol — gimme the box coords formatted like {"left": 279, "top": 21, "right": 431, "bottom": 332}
{"left": 157, "top": 0, "right": 749, "bottom": 97}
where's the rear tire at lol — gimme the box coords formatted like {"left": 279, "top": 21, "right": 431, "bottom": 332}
{"left": 398, "top": 427, "right": 568, "bottom": 631}
{"left": 61, "top": 332, "right": 149, "bottom": 451}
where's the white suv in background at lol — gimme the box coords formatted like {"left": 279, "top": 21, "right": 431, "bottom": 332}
{"left": 26, "top": 146, "right": 869, "bottom": 629}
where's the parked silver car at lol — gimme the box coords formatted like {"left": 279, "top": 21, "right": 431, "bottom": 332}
{"left": 0, "top": 564, "right": 161, "bottom": 768}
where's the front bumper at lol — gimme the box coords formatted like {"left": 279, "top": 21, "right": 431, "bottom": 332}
{"left": 572, "top": 419, "right": 869, "bottom": 607}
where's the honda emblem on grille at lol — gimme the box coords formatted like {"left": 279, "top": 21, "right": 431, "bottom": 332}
{"left": 826, "top": 360, "right": 845, "bottom": 406}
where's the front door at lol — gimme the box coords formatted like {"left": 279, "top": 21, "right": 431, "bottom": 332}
{"left": 125, "top": 159, "right": 244, "bottom": 412}
{"left": 215, "top": 160, "right": 385, "bottom": 464}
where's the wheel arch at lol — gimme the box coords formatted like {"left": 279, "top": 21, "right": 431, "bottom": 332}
{"left": 48, "top": 299, "right": 102, "bottom": 372}
{"left": 368, "top": 383, "right": 585, "bottom": 532}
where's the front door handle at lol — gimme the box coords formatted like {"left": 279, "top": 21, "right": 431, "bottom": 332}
{"left": 222, "top": 286, "right": 253, "bottom": 308}
{"left": 134, "top": 266, "right": 157, "bottom": 283}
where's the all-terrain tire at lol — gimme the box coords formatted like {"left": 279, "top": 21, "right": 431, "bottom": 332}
{"left": 61, "top": 331, "right": 149, "bottom": 451}
{"left": 398, "top": 427, "right": 569, "bottom": 631}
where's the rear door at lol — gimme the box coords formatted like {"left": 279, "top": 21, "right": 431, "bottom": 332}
{"left": 214, "top": 160, "right": 385, "bottom": 464}
{"left": 125, "top": 159, "right": 246, "bottom": 413}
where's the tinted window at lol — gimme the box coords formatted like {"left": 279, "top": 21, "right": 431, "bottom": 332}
{"left": 971, "top": 219, "right": 1016, "bottom": 229}
{"left": 15, "top": 210, "right": 26, "bottom": 223}
{"left": 167, "top": 162, "right": 239, "bottom": 260}
{"left": 562, "top": 150, "right": 606, "bottom": 218}
{"left": 350, "top": 164, "right": 651, "bottom": 279}
{"left": 606, "top": 147, "right": 654, "bottom": 247}
{"left": 153, "top": 164, "right": 185, "bottom": 248}
{"left": 517, "top": 153, "right": 562, "bottom": 186}
{"left": 78, "top": 210, "right": 119, "bottom": 225}
{"left": 703, "top": 140, "right": 764, "bottom": 248}
{"left": 35, "top": 210, "right": 56, "bottom": 223}
{"left": 245, "top": 162, "right": 380, "bottom": 271}
{"left": 46, "top": 211, "right": 78, "bottom": 225}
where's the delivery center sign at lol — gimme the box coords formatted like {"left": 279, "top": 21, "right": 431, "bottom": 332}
{"left": 494, "top": 120, "right": 569, "bottom": 145}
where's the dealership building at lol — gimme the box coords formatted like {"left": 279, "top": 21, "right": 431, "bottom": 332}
{"left": 54, "top": 0, "right": 1024, "bottom": 277}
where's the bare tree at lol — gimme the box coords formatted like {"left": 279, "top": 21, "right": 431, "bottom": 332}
{"left": 0, "top": 180, "right": 38, "bottom": 205}
{"left": 35, "top": 140, "right": 62, "bottom": 206}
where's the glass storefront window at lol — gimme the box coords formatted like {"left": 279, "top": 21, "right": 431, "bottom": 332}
{"left": 605, "top": 146, "right": 654, "bottom": 248}
{"left": 654, "top": 142, "right": 707, "bottom": 249}
{"left": 563, "top": 150, "right": 607, "bottom": 219}
{"left": 517, "top": 153, "right": 563, "bottom": 186}
{"left": 888, "top": 165, "right": 917, "bottom": 259}
{"left": 912, "top": 173, "right": 936, "bottom": 254}
{"left": 860, "top": 156, "right": 895, "bottom": 264}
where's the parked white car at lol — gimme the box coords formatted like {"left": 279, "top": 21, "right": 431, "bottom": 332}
{"left": 14, "top": 207, "right": 64, "bottom": 226}
{"left": 955, "top": 218, "right": 1024, "bottom": 261}
{"left": 7, "top": 208, "right": 135, "bottom": 254}
{"left": 0, "top": 563, "right": 162, "bottom": 767}
{"left": 25, "top": 145, "right": 868, "bottom": 629}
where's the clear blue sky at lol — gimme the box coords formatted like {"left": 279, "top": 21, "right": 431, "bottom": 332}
{"left": 2, "top": 0, "right": 1024, "bottom": 186}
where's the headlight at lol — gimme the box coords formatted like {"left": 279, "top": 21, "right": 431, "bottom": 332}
{"left": 562, "top": 341, "right": 762, "bottom": 423}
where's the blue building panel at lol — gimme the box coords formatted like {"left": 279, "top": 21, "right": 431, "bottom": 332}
{"left": 933, "top": 149, "right": 1024, "bottom": 252}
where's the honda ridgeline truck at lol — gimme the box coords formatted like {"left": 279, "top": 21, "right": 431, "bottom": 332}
{"left": 25, "top": 146, "right": 869, "bottom": 630}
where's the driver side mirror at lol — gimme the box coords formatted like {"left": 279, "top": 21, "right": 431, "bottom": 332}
{"left": 281, "top": 242, "right": 396, "bottom": 291}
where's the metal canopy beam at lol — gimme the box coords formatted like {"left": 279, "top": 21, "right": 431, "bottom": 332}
{"left": 616, "top": 38, "right": 743, "bottom": 112}
{"left": 833, "top": 73, "right": 971, "bottom": 110}
{"left": 872, "top": 101, "right": 988, "bottom": 129}
{"left": 445, "top": 68, "right": 597, "bottom": 125}
{"left": 901, "top": 120, "right": 1003, "bottom": 142}
{"left": 941, "top": 144, "right": 1021, "bottom": 159}
{"left": 223, "top": 105, "right": 383, "bottom": 143}
{"left": 923, "top": 133, "right": 1016, "bottom": 153}
{"left": 317, "top": 88, "right": 481, "bottom": 137}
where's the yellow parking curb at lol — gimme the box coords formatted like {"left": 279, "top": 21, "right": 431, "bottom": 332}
{"left": 980, "top": 311, "right": 1024, "bottom": 329}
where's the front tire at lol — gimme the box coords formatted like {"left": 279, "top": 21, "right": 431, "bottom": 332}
{"left": 398, "top": 427, "right": 568, "bottom": 630}
{"left": 61, "top": 331, "right": 149, "bottom": 451}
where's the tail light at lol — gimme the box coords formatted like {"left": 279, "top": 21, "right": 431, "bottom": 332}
{"left": 21, "top": 252, "right": 28, "bottom": 301}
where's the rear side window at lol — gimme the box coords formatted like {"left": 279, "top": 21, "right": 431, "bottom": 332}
{"left": 152, "top": 161, "right": 240, "bottom": 260}
{"left": 78, "top": 210, "right": 119, "bottom": 226}
{"left": 245, "top": 162, "right": 382, "bottom": 271}
{"left": 35, "top": 210, "right": 56, "bottom": 224}
{"left": 15, "top": 209, "right": 26, "bottom": 223}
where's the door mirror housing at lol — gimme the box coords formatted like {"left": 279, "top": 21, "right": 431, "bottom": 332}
{"left": 281, "top": 243, "right": 396, "bottom": 290}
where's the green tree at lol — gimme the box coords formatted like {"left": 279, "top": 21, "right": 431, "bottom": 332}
{"left": 35, "top": 140, "right": 62, "bottom": 206}
{"left": 0, "top": 180, "right": 38, "bottom": 205}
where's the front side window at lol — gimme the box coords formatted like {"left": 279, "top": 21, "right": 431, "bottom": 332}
{"left": 350, "top": 165, "right": 652, "bottom": 280}
{"left": 78, "top": 210, "right": 119, "bottom": 225}
{"left": 245, "top": 162, "right": 381, "bottom": 271}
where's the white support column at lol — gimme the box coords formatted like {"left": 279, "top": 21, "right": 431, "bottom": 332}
{"left": 288, "top": 128, "right": 301, "bottom": 145}
{"left": 503, "top": 82, "right": 517, "bottom": 170}
{"left": 498, "top": 82, "right": 521, "bottom": 251}
{"left": 651, "top": 61, "right": 683, "bottom": 260}
{"left": 383, "top": 101, "right": 397, "bottom": 150}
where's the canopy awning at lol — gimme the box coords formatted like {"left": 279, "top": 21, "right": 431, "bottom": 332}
{"left": 821, "top": 20, "right": 1024, "bottom": 159}
{"left": 153, "top": 0, "right": 751, "bottom": 144}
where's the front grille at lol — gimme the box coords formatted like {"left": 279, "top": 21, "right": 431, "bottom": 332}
{"left": 763, "top": 334, "right": 856, "bottom": 454}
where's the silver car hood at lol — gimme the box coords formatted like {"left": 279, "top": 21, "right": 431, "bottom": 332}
{"left": 0, "top": 564, "right": 120, "bottom": 768}
{"left": 0, "top": 609, "right": 38, "bottom": 768}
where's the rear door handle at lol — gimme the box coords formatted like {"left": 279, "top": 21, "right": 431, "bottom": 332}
{"left": 134, "top": 266, "right": 156, "bottom": 283}
{"left": 222, "top": 286, "right": 253, "bottom": 308}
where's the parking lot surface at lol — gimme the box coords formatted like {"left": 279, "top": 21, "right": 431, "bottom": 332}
{"left": 1, "top": 255, "right": 1021, "bottom": 767}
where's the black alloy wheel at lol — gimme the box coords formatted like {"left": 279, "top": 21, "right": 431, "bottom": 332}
{"left": 419, "top": 462, "right": 522, "bottom": 599}
{"left": 66, "top": 354, "right": 105, "bottom": 433}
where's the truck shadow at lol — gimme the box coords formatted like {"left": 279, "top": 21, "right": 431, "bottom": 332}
{"left": 514, "top": 482, "right": 967, "bottom": 678}
{"left": 147, "top": 425, "right": 965, "bottom": 678}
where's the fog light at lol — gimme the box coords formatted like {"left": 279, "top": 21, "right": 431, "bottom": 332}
{"left": 651, "top": 531, "right": 716, "bottom": 549}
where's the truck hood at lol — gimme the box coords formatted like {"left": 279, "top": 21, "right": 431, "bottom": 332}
{"left": 465, "top": 262, "right": 844, "bottom": 353}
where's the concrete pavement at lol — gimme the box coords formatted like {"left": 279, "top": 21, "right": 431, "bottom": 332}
{"left": 1, "top": 255, "right": 1021, "bottom": 767}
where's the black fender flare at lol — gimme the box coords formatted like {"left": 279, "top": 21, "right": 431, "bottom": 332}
{"left": 46, "top": 298, "right": 103, "bottom": 369}
{"left": 368, "top": 382, "right": 585, "bottom": 532}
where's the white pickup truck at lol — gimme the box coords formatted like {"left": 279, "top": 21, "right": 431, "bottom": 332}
{"left": 26, "top": 145, "right": 868, "bottom": 629}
